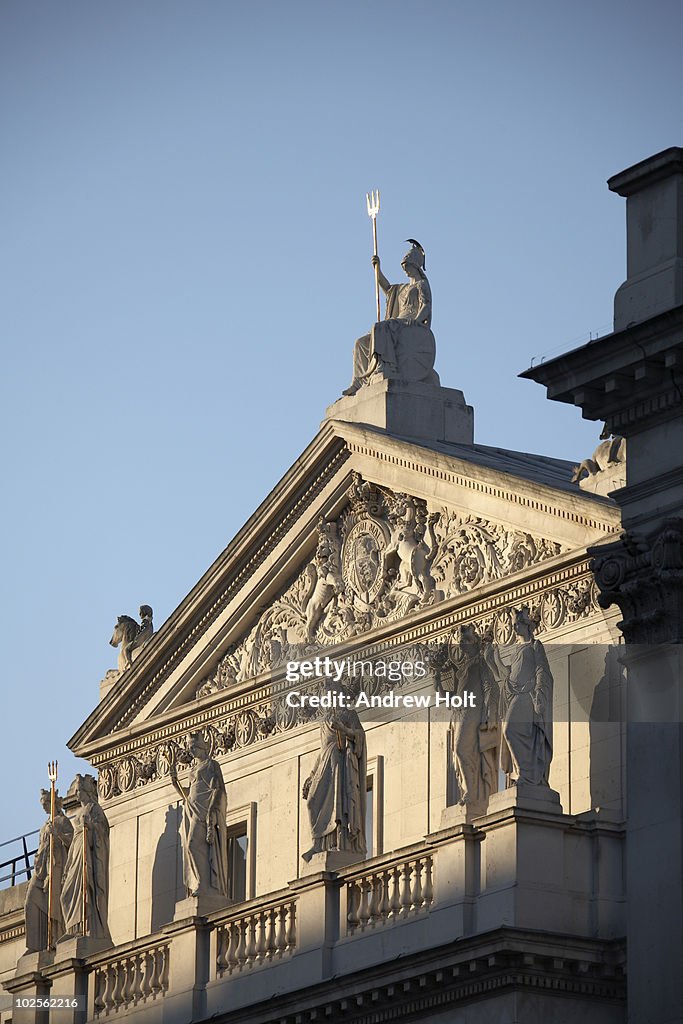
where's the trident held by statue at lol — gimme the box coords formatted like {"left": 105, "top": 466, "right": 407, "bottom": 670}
{"left": 366, "top": 189, "right": 381, "bottom": 321}
{"left": 46, "top": 761, "right": 58, "bottom": 948}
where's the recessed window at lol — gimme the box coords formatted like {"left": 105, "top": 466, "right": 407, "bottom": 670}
{"left": 365, "top": 755, "right": 384, "bottom": 859}
{"left": 227, "top": 825, "right": 248, "bottom": 903}
{"left": 225, "top": 801, "right": 256, "bottom": 903}
{"left": 365, "top": 777, "right": 374, "bottom": 859}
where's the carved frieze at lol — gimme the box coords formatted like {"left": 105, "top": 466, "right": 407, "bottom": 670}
{"left": 196, "top": 473, "right": 567, "bottom": 698}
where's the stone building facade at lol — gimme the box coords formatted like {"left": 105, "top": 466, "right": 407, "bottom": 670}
{"left": 7, "top": 151, "right": 681, "bottom": 1022}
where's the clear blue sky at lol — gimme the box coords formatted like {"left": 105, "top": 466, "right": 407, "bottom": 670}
{"left": 2, "top": 0, "right": 682, "bottom": 838}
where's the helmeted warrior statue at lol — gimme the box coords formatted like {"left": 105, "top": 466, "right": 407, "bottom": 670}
{"left": 343, "top": 241, "right": 439, "bottom": 396}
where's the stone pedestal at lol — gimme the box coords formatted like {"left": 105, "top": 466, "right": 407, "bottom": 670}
{"left": 288, "top": 866, "right": 343, "bottom": 978}
{"left": 5, "top": 951, "right": 55, "bottom": 1024}
{"left": 439, "top": 801, "right": 490, "bottom": 827}
{"left": 300, "top": 850, "right": 360, "bottom": 876}
{"left": 486, "top": 782, "right": 563, "bottom": 815}
{"left": 325, "top": 378, "right": 474, "bottom": 444}
{"left": 162, "top": 915, "right": 212, "bottom": 1024}
{"left": 40, "top": 938, "right": 105, "bottom": 1024}
{"left": 173, "top": 891, "right": 230, "bottom": 922}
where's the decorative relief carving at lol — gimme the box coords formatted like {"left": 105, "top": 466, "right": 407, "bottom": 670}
{"left": 195, "top": 474, "right": 567, "bottom": 699}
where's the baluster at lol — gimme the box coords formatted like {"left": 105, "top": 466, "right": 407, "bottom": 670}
{"left": 120, "top": 958, "right": 132, "bottom": 1007}
{"left": 399, "top": 863, "right": 412, "bottom": 915}
{"left": 264, "top": 908, "right": 276, "bottom": 959}
{"left": 216, "top": 926, "right": 228, "bottom": 976}
{"left": 159, "top": 945, "right": 169, "bottom": 992}
{"left": 389, "top": 865, "right": 401, "bottom": 918}
{"left": 411, "top": 858, "right": 423, "bottom": 910}
{"left": 227, "top": 921, "right": 239, "bottom": 972}
{"left": 111, "top": 962, "right": 124, "bottom": 1010}
{"left": 233, "top": 918, "right": 247, "bottom": 969}
{"left": 358, "top": 878, "right": 372, "bottom": 929}
{"left": 101, "top": 966, "right": 114, "bottom": 1015}
{"left": 368, "top": 874, "right": 381, "bottom": 925}
{"left": 245, "top": 913, "right": 257, "bottom": 964}
{"left": 150, "top": 948, "right": 162, "bottom": 994}
{"left": 422, "top": 855, "right": 434, "bottom": 906}
{"left": 347, "top": 882, "right": 361, "bottom": 931}
{"left": 285, "top": 902, "right": 296, "bottom": 950}
{"left": 255, "top": 910, "right": 267, "bottom": 962}
{"left": 141, "top": 950, "right": 154, "bottom": 998}
{"left": 379, "top": 870, "right": 391, "bottom": 922}
{"left": 93, "top": 968, "right": 106, "bottom": 1017}
{"left": 131, "top": 953, "right": 143, "bottom": 1004}
{"left": 275, "top": 905, "right": 287, "bottom": 956}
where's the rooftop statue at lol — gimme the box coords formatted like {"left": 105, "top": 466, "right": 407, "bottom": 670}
{"left": 109, "top": 604, "right": 154, "bottom": 673}
{"left": 343, "top": 240, "right": 439, "bottom": 397}
{"left": 23, "top": 788, "right": 73, "bottom": 952}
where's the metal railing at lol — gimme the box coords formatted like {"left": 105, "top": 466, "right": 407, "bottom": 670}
{"left": 0, "top": 830, "right": 39, "bottom": 888}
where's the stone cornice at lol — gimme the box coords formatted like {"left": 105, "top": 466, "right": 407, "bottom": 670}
{"left": 208, "top": 927, "right": 625, "bottom": 1024}
{"left": 335, "top": 422, "right": 618, "bottom": 533}
{"left": 519, "top": 305, "right": 683, "bottom": 432}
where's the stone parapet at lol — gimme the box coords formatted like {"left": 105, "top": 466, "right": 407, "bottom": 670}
{"left": 2, "top": 809, "right": 625, "bottom": 1022}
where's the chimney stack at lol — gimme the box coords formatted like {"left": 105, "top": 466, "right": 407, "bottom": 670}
{"left": 609, "top": 146, "right": 683, "bottom": 330}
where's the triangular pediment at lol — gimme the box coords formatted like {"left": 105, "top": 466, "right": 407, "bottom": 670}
{"left": 70, "top": 419, "right": 620, "bottom": 762}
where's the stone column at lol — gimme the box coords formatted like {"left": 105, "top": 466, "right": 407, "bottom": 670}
{"left": 521, "top": 147, "right": 683, "bottom": 1024}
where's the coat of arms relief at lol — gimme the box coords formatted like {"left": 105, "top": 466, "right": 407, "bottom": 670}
{"left": 195, "top": 473, "right": 566, "bottom": 698}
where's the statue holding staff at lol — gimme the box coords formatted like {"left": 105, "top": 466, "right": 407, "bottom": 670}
{"left": 343, "top": 199, "right": 438, "bottom": 396}
{"left": 170, "top": 733, "right": 228, "bottom": 899}
{"left": 302, "top": 679, "right": 367, "bottom": 862}
{"left": 23, "top": 784, "right": 73, "bottom": 953}
{"left": 59, "top": 774, "right": 111, "bottom": 943}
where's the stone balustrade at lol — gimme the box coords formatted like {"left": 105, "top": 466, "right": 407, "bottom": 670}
{"left": 343, "top": 851, "right": 434, "bottom": 934}
{"left": 214, "top": 891, "right": 297, "bottom": 977}
{"left": 4, "top": 803, "right": 626, "bottom": 1023}
{"left": 91, "top": 941, "right": 169, "bottom": 1017}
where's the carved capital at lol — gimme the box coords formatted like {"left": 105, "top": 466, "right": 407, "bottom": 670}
{"left": 590, "top": 517, "right": 683, "bottom": 643}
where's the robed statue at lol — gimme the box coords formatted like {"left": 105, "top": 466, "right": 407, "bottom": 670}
{"left": 60, "top": 774, "right": 111, "bottom": 943}
{"left": 499, "top": 607, "right": 554, "bottom": 786}
{"left": 442, "top": 625, "right": 500, "bottom": 815}
{"left": 302, "top": 681, "right": 367, "bottom": 862}
{"left": 24, "top": 789, "right": 73, "bottom": 952}
{"left": 343, "top": 241, "right": 439, "bottom": 396}
{"left": 170, "top": 733, "right": 228, "bottom": 899}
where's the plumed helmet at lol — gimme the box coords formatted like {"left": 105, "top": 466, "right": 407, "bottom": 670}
{"left": 403, "top": 238, "right": 426, "bottom": 270}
